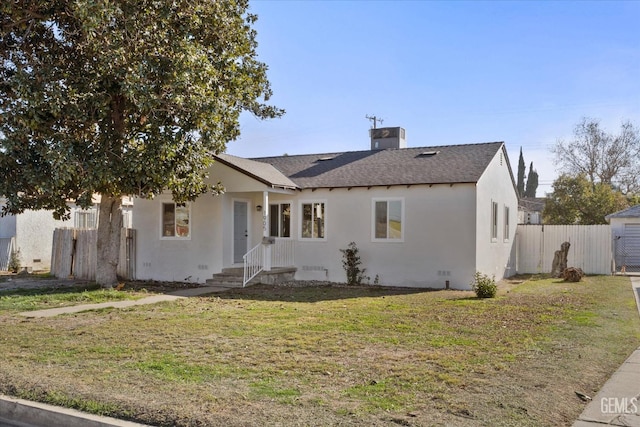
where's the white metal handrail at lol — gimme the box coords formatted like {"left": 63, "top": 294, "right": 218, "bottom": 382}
{"left": 243, "top": 243, "right": 264, "bottom": 286}
{"left": 242, "top": 238, "right": 296, "bottom": 287}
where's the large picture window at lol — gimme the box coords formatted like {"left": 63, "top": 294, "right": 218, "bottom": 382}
{"left": 301, "top": 202, "right": 325, "bottom": 239}
{"left": 373, "top": 198, "right": 404, "bottom": 241}
{"left": 162, "top": 203, "right": 190, "bottom": 238}
{"left": 269, "top": 203, "right": 291, "bottom": 238}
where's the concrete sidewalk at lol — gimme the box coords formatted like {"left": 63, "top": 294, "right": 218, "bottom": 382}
{"left": 573, "top": 276, "right": 640, "bottom": 427}
{"left": 18, "top": 285, "right": 230, "bottom": 318}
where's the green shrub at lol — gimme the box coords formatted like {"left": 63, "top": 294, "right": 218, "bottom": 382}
{"left": 8, "top": 249, "right": 21, "bottom": 273}
{"left": 340, "top": 242, "right": 369, "bottom": 285}
{"left": 471, "top": 272, "right": 497, "bottom": 298}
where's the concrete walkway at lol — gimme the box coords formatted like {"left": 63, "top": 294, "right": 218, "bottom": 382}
{"left": 18, "top": 285, "right": 230, "bottom": 318}
{"left": 573, "top": 276, "right": 640, "bottom": 427}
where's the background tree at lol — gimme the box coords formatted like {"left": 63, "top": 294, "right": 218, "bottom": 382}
{"left": 0, "top": 0, "right": 282, "bottom": 287}
{"left": 517, "top": 147, "right": 525, "bottom": 197}
{"left": 552, "top": 117, "right": 640, "bottom": 194}
{"left": 524, "top": 162, "right": 538, "bottom": 198}
{"left": 543, "top": 174, "right": 628, "bottom": 225}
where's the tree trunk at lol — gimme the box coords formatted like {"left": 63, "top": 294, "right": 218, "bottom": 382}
{"left": 551, "top": 241, "right": 571, "bottom": 278}
{"left": 96, "top": 194, "right": 123, "bottom": 288}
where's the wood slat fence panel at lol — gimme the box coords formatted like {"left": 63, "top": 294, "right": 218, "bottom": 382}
{"left": 516, "top": 225, "right": 612, "bottom": 275}
{"left": 51, "top": 229, "right": 75, "bottom": 278}
{"left": 51, "top": 228, "right": 135, "bottom": 281}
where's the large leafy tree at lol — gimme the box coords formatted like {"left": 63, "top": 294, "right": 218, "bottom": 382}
{"left": 0, "top": 0, "right": 282, "bottom": 286}
{"left": 543, "top": 174, "right": 628, "bottom": 225}
{"left": 552, "top": 117, "right": 640, "bottom": 194}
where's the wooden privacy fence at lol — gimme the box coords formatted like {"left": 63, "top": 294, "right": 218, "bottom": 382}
{"left": 51, "top": 228, "right": 136, "bottom": 280}
{"left": 516, "top": 224, "right": 612, "bottom": 275}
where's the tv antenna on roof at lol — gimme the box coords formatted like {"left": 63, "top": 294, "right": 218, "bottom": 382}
{"left": 365, "top": 114, "right": 384, "bottom": 129}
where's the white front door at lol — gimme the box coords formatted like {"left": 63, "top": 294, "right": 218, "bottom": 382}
{"left": 233, "top": 201, "right": 248, "bottom": 264}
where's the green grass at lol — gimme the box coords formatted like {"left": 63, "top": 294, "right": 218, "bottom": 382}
{"left": 0, "top": 276, "right": 638, "bottom": 426}
{"left": 0, "top": 284, "right": 149, "bottom": 312}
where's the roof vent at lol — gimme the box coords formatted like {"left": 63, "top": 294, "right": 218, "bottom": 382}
{"left": 418, "top": 150, "right": 440, "bottom": 157}
{"left": 316, "top": 156, "right": 335, "bottom": 162}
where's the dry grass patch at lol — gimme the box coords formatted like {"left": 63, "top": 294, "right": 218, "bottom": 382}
{"left": 0, "top": 276, "right": 638, "bottom": 426}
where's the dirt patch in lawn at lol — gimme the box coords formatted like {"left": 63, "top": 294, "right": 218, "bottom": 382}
{"left": 0, "top": 276, "right": 638, "bottom": 426}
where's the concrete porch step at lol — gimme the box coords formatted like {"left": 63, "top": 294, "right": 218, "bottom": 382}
{"left": 205, "top": 267, "right": 296, "bottom": 288}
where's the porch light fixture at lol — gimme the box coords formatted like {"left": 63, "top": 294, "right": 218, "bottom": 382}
{"left": 256, "top": 205, "right": 262, "bottom": 212}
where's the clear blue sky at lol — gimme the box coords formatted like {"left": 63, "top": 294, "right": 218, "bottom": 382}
{"left": 229, "top": 1, "right": 640, "bottom": 195}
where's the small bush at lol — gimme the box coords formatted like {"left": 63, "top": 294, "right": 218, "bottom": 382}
{"left": 471, "top": 272, "right": 497, "bottom": 298}
{"left": 340, "top": 242, "right": 369, "bottom": 285}
{"left": 8, "top": 249, "right": 21, "bottom": 273}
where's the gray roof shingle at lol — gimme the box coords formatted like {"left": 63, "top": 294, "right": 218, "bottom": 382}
{"left": 215, "top": 153, "right": 299, "bottom": 189}
{"left": 606, "top": 204, "right": 640, "bottom": 219}
{"left": 251, "top": 142, "right": 505, "bottom": 189}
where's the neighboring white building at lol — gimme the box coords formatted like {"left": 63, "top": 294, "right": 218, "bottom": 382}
{"left": 133, "top": 130, "right": 519, "bottom": 290}
{"left": 0, "top": 196, "right": 134, "bottom": 271}
{"left": 518, "top": 197, "right": 545, "bottom": 224}
{"left": 0, "top": 205, "right": 73, "bottom": 271}
{"left": 606, "top": 204, "right": 640, "bottom": 273}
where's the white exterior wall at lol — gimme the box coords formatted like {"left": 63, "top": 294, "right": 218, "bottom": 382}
{"left": 609, "top": 217, "right": 640, "bottom": 237}
{"left": 475, "top": 147, "right": 518, "bottom": 281}
{"left": 133, "top": 163, "right": 290, "bottom": 283}
{"left": 0, "top": 214, "right": 17, "bottom": 239}
{"left": 14, "top": 209, "right": 73, "bottom": 270}
{"left": 134, "top": 193, "right": 224, "bottom": 283}
{"left": 269, "top": 184, "right": 478, "bottom": 289}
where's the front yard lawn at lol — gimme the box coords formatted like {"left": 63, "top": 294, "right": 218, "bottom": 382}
{"left": 0, "top": 275, "right": 638, "bottom": 426}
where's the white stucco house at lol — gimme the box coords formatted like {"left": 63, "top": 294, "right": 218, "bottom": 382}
{"left": 133, "top": 128, "right": 519, "bottom": 290}
{"left": 0, "top": 196, "right": 134, "bottom": 271}
{"left": 606, "top": 204, "right": 640, "bottom": 273}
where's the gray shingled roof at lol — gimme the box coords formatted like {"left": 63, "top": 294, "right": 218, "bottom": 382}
{"left": 215, "top": 153, "right": 299, "bottom": 189}
{"left": 251, "top": 142, "right": 506, "bottom": 189}
{"left": 606, "top": 204, "right": 640, "bottom": 219}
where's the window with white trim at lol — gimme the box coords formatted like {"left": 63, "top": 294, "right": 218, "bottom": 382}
{"left": 503, "top": 205, "right": 510, "bottom": 241}
{"left": 162, "top": 203, "right": 190, "bottom": 238}
{"left": 74, "top": 209, "right": 97, "bottom": 229}
{"left": 491, "top": 201, "right": 498, "bottom": 241}
{"left": 372, "top": 198, "right": 404, "bottom": 241}
{"left": 269, "top": 203, "right": 291, "bottom": 238}
{"left": 301, "top": 202, "right": 325, "bottom": 239}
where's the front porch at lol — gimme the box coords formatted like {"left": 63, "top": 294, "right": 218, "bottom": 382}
{"left": 206, "top": 266, "right": 297, "bottom": 288}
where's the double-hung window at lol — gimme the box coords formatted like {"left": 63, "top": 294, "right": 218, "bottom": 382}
{"left": 503, "top": 206, "right": 510, "bottom": 241}
{"left": 491, "top": 201, "right": 498, "bottom": 241}
{"left": 162, "top": 203, "right": 190, "bottom": 238}
{"left": 301, "top": 202, "right": 325, "bottom": 239}
{"left": 372, "top": 198, "right": 404, "bottom": 241}
{"left": 269, "top": 203, "right": 291, "bottom": 238}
